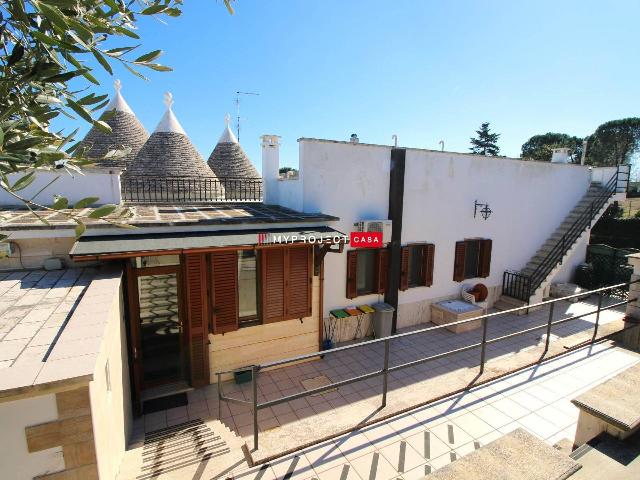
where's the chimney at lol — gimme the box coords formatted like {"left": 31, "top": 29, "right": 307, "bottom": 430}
{"left": 551, "top": 147, "right": 571, "bottom": 164}
{"left": 261, "top": 134, "right": 281, "bottom": 205}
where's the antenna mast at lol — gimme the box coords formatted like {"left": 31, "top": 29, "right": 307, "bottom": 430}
{"left": 235, "top": 91, "right": 260, "bottom": 142}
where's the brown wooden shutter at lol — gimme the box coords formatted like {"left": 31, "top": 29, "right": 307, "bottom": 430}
{"left": 346, "top": 250, "right": 358, "bottom": 299}
{"left": 453, "top": 241, "right": 467, "bottom": 282}
{"left": 400, "top": 246, "right": 410, "bottom": 291}
{"left": 478, "top": 239, "right": 492, "bottom": 278}
{"left": 261, "top": 247, "right": 285, "bottom": 323}
{"left": 377, "top": 248, "right": 389, "bottom": 294}
{"left": 286, "top": 245, "right": 313, "bottom": 319}
{"left": 422, "top": 243, "right": 435, "bottom": 287}
{"left": 211, "top": 251, "right": 239, "bottom": 334}
{"left": 184, "top": 253, "right": 209, "bottom": 387}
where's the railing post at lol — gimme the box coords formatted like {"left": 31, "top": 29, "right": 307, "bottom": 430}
{"left": 381, "top": 338, "right": 390, "bottom": 408}
{"left": 592, "top": 292, "right": 604, "bottom": 342}
{"left": 252, "top": 365, "right": 259, "bottom": 451}
{"left": 216, "top": 372, "right": 222, "bottom": 420}
{"left": 479, "top": 316, "right": 488, "bottom": 374}
{"left": 544, "top": 302, "right": 555, "bottom": 353}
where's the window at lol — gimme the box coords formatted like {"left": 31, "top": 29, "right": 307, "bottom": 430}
{"left": 408, "top": 245, "right": 424, "bottom": 288}
{"left": 453, "top": 239, "right": 492, "bottom": 282}
{"left": 400, "top": 243, "right": 435, "bottom": 290}
{"left": 346, "top": 249, "right": 389, "bottom": 299}
{"left": 210, "top": 246, "right": 313, "bottom": 332}
{"left": 464, "top": 240, "right": 480, "bottom": 278}
{"left": 356, "top": 249, "right": 377, "bottom": 295}
{"left": 132, "top": 255, "right": 180, "bottom": 268}
{"left": 261, "top": 245, "right": 313, "bottom": 323}
{"left": 237, "top": 250, "right": 258, "bottom": 323}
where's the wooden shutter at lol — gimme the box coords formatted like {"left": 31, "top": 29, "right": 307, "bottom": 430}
{"left": 400, "top": 246, "right": 410, "bottom": 291}
{"left": 453, "top": 241, "right": 466, "bottom": 282}
{"left": 184, "top": 253, "right": 209, "bottom": 387}
{"left": 346, "top": 250, "right": 358, "bottom": 299}
{"left": 478, "top": 239, "right": 492, "bottom": 278}
{"left": 422, "top": 244, "right": 435, "bottom": 287}
{"left": 262, "top": 247, "right": 285, "bottom": 323}
{"left": 377, "top": 248, "right": 389, "bottom": 294}
{"left": 211, "top": 251, "right": 238, "bottom": 334}
{"left": 286, "top": 246, "right": 313, "bottom": 319}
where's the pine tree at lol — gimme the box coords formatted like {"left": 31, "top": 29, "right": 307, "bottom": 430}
{"left": 470, "top": 122, "right": 501, "bottom": 156}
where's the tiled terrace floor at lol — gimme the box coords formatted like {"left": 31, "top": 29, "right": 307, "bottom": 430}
{"left": 127, "top": 340, "right": 639, "bottom": 479}
{"left": 137, "top": 295, "right": 627, "bottom": 438}
{"left": 127, "top": 295, "right": 633, "bottom": 478}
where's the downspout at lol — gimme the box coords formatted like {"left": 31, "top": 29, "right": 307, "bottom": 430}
{"left": 385, "top": 148, "right": 406, "bottom": 333}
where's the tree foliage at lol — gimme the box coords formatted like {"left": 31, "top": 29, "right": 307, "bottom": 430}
{"left": 469, "top": 122, "right": 500, "bottom": 156}
{"left": 586, "top": 118, "right": 640, "bottom": 166}
{"left": 0, "top": 0, "right": 234, "bottom": 238}
{"left": 521, "top": 132, "right": 584, "bottom": 163}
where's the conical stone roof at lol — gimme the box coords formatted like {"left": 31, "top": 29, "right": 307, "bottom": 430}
{"left": 78, "top": 80, "right": 148, "bottom": 169}
{"left": 125, "top": 93, "right": 216, "bottom": 179}
{"left": 207, "top": 114, "right": 260, "bottom": 178}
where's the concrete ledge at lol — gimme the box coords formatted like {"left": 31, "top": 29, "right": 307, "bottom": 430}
{"left": 572, "top": 362, "right": 640, "bottom": 432}
{"left": 425, "top": 428, "right": 580, "bottom": 480}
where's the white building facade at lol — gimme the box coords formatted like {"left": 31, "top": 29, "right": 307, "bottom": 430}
{"left": 265, "top": 137, "right": 626, "bottom": 332}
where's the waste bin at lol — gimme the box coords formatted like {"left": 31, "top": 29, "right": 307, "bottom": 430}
{"left": 371, "top": 302, "right": 395, "bottom": 338}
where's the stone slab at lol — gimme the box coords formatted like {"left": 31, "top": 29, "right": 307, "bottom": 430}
{"left": 572, "top": 362, "right": 640, "bottom": 431}
{"left": 425, "top": 428, "right": 580, "bottom": 480}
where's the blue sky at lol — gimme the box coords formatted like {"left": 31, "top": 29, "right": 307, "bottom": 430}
{"left": 58, "top": 0, "right": 640, "bottom": 171}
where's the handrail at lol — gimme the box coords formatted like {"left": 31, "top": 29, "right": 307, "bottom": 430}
{"left": 217, "top": 278, "right": 639, "bottom": 451}
{"left": 503, "top": 165, "right": 628, "bottom": 301}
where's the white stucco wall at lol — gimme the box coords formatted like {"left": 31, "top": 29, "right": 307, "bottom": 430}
{"left": 0, "top": 393, "right": 63, "bottom": 480}
{"left": 277, "top": 178, "right": 303, "bottom": 211}
{"left": 0, "top": 169, "right": 121, "bottom": 207}
{"left": 294, "top": 139, "right": 595, "bottom": 327}
{"left": 89, "top": 276, "right": 131, "bottom": 480}
{"left": 299, "top": 140, "right": 392, "bottom": 311}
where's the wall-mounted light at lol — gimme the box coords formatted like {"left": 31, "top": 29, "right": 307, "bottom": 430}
{"left": 474, "top": 200, "right": 492, "bottom": 220}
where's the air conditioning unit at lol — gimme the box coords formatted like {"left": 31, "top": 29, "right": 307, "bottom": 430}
{"left": 353, "top": 220, "right": 392, "bottom": 244}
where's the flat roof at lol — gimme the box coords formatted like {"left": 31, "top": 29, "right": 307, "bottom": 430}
{"left": 0, "top": 203, "right": 339, "bottom": 232}
{"left": 0, "top": 266, "right": 122, "bottom": 399}
{"left": 71, "top": 226, "right": 346, "bottom": 259}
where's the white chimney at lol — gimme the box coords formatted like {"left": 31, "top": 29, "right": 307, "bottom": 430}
{"left": 261, "top": 134, "right": 281, "bottom": 205}
{"left": 551, "top": 147, "right": 571, "bottom": 164}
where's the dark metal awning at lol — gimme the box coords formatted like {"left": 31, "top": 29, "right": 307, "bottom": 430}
{"left": 70, "top": 226, "right": 347, "bottom": 260}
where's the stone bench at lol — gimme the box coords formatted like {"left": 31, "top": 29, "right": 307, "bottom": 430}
{"left": 571, "top": 362, "right": 640, "bottom": 448}
{"left": 426, "top": 428, "right": 580, "bottom": 479}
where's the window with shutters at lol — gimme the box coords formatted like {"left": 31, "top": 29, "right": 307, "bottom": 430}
{"left": 261, "top": 245, "right": 312, "bottom": 323}
{"left": 453, "top": 239, "right": 492, "bottom": 281}
{"left": 346, "top": 248, "right": 389, "bottom": 298}
{"left": 400, "top": 243, "right": 435, "bottom": 290}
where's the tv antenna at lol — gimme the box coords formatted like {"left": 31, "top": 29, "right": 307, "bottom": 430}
{"left": 235, "top": 91, "right": 260, "bottom": 142}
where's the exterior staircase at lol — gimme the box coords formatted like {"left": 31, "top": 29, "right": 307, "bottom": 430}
{"left": 117, "top": 418, "right": 247, "bottom": 479}
{"left": 497, "top": 166, "right": 629, "bottom": 310}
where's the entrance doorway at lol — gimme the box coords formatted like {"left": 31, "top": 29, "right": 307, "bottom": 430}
{"left": 138, "top": 271, "right": 184, "bottom": 385}
{"left": 128, "top": 263, "right": 186, "bottom": 395}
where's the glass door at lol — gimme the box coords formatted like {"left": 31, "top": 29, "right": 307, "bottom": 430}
{"left": 136, "top": 269, "right": 185, "bottom": 387}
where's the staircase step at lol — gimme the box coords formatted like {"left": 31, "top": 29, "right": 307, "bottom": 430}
{"left": 494, "top": 296, "right": 529, "bottom": 314}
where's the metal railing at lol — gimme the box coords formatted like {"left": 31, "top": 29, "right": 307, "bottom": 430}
{"left": 121, "top": 175, "right": 263, "bottom": 203}
{"left": 502, "top": 165, "right": 631, "bottom": 302}
{"left": 217, "top": 279, "right": 639, "bottom": 451}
